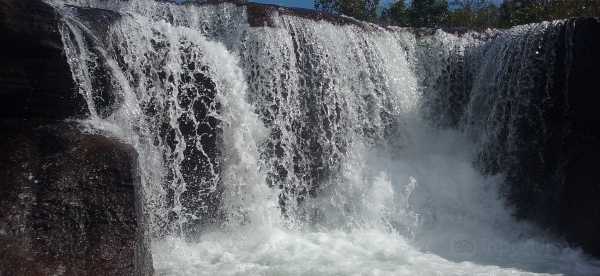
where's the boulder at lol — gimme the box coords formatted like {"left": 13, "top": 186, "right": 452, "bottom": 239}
{"left": 0, "top": 0, "right": 88, "bottom": 120}
{"left": 556, "top": 17, "right": 600, "bottom": 257}
{"left": 0, "top": 0, "right": 153, "bottom": 273}
{"left": 0, "top": 121, "right": 153, "bottom": 276}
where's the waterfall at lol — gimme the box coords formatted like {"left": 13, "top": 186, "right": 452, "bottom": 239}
{"left": 49, "top": 0, "right": 600, "bottom": 275}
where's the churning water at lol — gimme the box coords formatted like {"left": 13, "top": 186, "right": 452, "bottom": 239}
{"left": 50, "top": 0, "right": 600, "bottom": 275}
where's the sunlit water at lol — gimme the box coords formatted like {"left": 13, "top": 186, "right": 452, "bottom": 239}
{"left": 50, "top": 0, "right": 600, "bottom": 275}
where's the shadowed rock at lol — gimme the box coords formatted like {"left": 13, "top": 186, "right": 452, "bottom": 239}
{"left": 426, "top": 17, "right": 600, "bottom": 257}
{"left": 556, "top": 17, "right": 600, "bottom": 257}
{"left": 0, "top": 121, "right": 153, "bottom": 276}
{"left": 481, "top": 18, "right": 600, "bottom": 257}
{"left": 0, "top": 0, "right": 88, "bottom": 120}
{"left": 0, "top": 0, "right": 154, "bottom": 274}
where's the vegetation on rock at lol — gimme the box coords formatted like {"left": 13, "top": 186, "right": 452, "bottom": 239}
{"left": 315, "top": 0, "right": 600, "bottom": 29}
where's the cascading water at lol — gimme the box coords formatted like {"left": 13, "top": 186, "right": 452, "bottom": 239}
{"left": 48, "top": 0, "right": 600, "bottom": 275}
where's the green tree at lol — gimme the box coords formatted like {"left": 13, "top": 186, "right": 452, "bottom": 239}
{"left": 498, "top": 0, "right": 546, "bottom": 27}
{"left": 447, "top": 0, "right": 500, "bottom": 29}
{"left": 409, "top": 0, "right": 449, "bottom": 28}
{"left": 545, "top": 0, "right": 600, "bottom": 20}
{"left": 382, "top": 0, "right": 410, "bottom": 26}
{"left": 497, "top": 0, "right": 600, "bottom": 28}
{"left": 319, "top": 0, "right": 600, "bottom": 29}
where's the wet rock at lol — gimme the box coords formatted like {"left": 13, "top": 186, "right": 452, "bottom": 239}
{"left": 490, "top": 18, "right": 600, "bottom": 257}
{"left": 243, "top": 2, "right": 360, "bottom": 28}
{"left": 0, "top": 0, "right": 88, "bottom": 120}
{"left": 432, "top": 17, "right": 600, "bottom": 257}
{"left": 61, "top": 5, "right": 124, "bottom": 118}
{"left": 163, "top": 0, "right": 365, "bottom": 28}
{"left": 0, "top": 1, "right": 154, "bottom": 273}
{"left": 556, "top": 17, "right": 600, "bottom": 257}
{"left": 0, "top": 120, "right": 153, "bottom": 275}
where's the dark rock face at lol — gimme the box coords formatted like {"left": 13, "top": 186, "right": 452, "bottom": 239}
{"left": 0, "top": 121, "right": 153, "bottom": 275}
{"left": 243, "top": 26, "right": 349, "bottom": 213}
{"left": 0, "top": 0, "right": 154, "bottom": 273}
{"left": 98, "top": 23, "right": 223, "bottom": 236}
{"left": 49, "top": 1, "right": 225, "bottom": 237}
{"left": 0, "top": 0, "right": 88, "bottom": 120}
{"left": 153, "top": 60, "right": 222, "bottom": 237}
{"left": 428, "top": 18, "right": 600, "bottom": 257}
{"left": 60, "top": 5, "right": 124, "bottom": 119}
{"left": 556, "top": 17, "right": 600, "bottom": 257}
{"left": 485, "top": 18, "right": 600, "bottom": 257}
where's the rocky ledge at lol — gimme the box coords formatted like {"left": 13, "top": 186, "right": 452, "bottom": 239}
{"left": 0, "top": 0, "right": 153, "bottom": 274}
{"left": 0, "top": 121, "right": 152, "bottom": 276}
{"left": 0, "top": 0, "right": 88, "bottom": 120}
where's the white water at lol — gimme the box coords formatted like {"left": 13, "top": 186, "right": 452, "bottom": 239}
{"left": 52, "top": 1, "right": 600, "bottom": 275}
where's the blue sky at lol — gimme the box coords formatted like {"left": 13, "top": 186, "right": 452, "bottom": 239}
{"left": 250, "top": 0, "right": 504, "bottom": 10}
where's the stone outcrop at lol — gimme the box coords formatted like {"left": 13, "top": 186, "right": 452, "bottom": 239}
{"left": 483, "top": 18, "right": 600, "bottom": 257}
{"left": 0, "top": 121, "right": 153, "bottom": 276}
{"left": 0, "top": 0, "right": 88, "bottom": 120}
{"left": 0, "top": 0, "right": 153, "bottom": 274}
{"left": 554, "top": 17, "right": 600, "bottom": 257}
{"left": 426, "top": 17, "right": 600, "bottom": 257}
